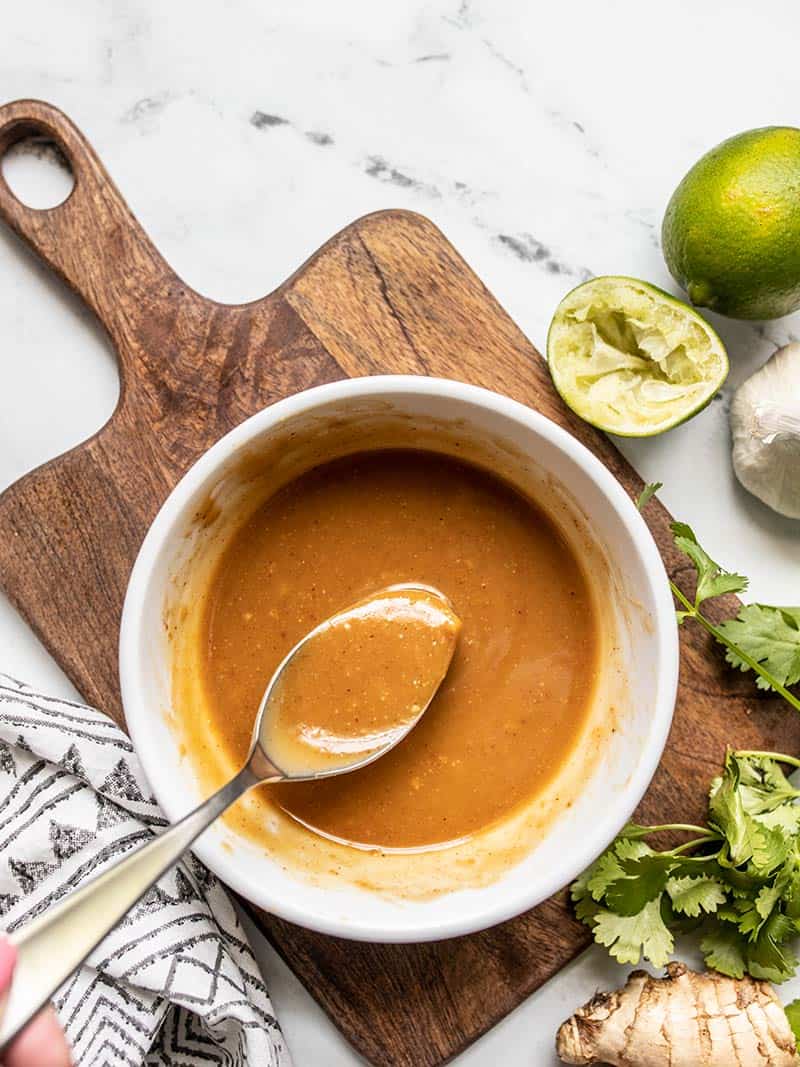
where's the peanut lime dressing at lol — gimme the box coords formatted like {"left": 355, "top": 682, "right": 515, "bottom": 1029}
{"left": 262, "top": 587, "right": 461, "bottom": 775}
{"left": 198, "top": 449, "right": 599, "bottom": 851}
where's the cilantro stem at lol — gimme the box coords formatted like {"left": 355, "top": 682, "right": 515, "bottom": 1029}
{"left": 671, "top": 582, "right": 800, "bottom": 714}
{"left": 637, "top": 823, "right": 715, "bottom": 837}
{"left": 735, "top": 750, "right": 800, "bottom": 771}
{"left": 624, "top": 824, "right": 722, "bottom": 854}
{"left": 669, "top": 836, "right": 721, "bottom": 856}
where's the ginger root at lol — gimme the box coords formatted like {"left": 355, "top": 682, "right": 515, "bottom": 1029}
{"left": 556, "top": 962, "right": 799, "bottom": 1066}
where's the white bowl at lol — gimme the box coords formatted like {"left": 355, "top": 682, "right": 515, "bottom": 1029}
{"left": 120, "top": 376, "right": 678, "bottom": 943}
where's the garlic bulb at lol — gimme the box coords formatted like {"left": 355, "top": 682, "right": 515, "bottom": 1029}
{"left": 731, "top": 343, "right": 800, "bottom": 518}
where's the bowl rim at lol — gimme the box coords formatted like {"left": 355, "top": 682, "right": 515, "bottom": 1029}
{"left": 119, "top": 374, "right": 679, "bottom": 942}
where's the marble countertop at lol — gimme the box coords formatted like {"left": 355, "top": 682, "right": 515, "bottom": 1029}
{"left": 0, "top": 1, "right": 798, "bottom": 1063}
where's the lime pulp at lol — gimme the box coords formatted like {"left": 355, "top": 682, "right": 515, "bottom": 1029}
{"left": 546, "top": 276, "right": 729, "bottom": 437}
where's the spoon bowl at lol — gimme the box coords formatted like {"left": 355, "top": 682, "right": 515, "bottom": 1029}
{"left": 254, "top": 582, "right": 460, "bottom": 782}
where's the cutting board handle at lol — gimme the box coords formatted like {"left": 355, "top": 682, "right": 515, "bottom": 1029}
{"left": 0, "top": 99, "right": 179, "bottom": 360}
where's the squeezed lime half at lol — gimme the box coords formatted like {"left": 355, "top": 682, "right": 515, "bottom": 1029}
{"left": 546, "top": 276, "right": 729, "bottom": 437}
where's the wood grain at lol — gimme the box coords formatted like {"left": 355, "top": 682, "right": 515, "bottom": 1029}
{"left": 0, "top": 99, "right": 798, "bottom": 1067}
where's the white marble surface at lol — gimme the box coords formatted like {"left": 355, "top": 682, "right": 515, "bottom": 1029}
{"left": 0, "top": 2, "right": 798, "bottom": 1063}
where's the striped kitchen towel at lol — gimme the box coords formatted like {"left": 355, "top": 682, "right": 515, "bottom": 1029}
{"left": 0, "top": 673, "right": 292, "bottom": 1067}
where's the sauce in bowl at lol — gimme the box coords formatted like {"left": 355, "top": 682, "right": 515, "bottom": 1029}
{"left": 195, "top": 449, "right": 599, "bottom": 851}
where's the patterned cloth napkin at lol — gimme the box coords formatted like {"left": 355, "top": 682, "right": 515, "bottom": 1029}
{"left": 0, "top": 673, "right": 292, "bottom": 1067}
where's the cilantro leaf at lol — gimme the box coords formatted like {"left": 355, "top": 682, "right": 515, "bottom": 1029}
{"left": 717, "top": 903, "right": 746, "bottom": 924}
{"left": 709, "top": 759, "right": 768, "bottom": 868}
{"left": 585, "top": 849, "right": 625, "bottom": 902}
{"left": 756, "top": 881, "right": 785, "bottom": 923}
{"left": 738, "top": 900, "right": 765, "bottom": 938}
{"left": 570, "top": 864, "right": 591, "bottom": 905}
{"left": 666, "top": 875, "right": 726, "bottom": 918}
{"left": 593, "top": 898, "right": 674, "bottom": 967}
{"left": 718, "top": 604, "right": 800, "bottom": 692}
{"left": 734, "top": 756, "right": 799, "bottom": 814}
{"left": 614, "top": 838, "right": 654, "bottom": 861}
{"left": 747, "top": 912, "right": 799, "bottom": 983}
{"left": 570, "top": 861, "right": 602, "bottom": 925}
{"left": 581, "top": 840, "right": 674, "bottom": 917}
{"left": 784, "top": 999, "right": 800, "bottom": 1049}
{"left": 574, "top": 891, "right": 600, "bottom": 926}
{"left": 751, "top": 821, "right": 792, "bottom": 876}
{"left": 708, "top": 753, "right": 791, "bottom": 874}
{"left": 670, "top": 521, "right": 748, "bottom": 606}
{"left": 759, "top": 806, "right": 800, "bottom": 838}
{"left": 701, "top": 923, "right": 748, "bottom": 978}
{"left": 780, "top": 853, "right": 800, "bottom": 920}
{"left": 604, "top": 855, "right": 673, "bottom": 917}
{"left": 636, "top": 482, "right": 662, "bottom": 511}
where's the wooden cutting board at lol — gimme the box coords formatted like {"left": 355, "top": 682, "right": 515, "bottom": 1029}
{"left": 0, "top": 99, "right": 798, "bottom": 1066}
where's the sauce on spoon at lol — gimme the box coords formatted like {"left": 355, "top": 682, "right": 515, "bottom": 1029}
{"left": 261, "top": 585, "right": 461, "bottom": 776}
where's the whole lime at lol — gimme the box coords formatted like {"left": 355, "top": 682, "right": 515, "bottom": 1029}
{"left": 662, "top": 127, "right": 800, "bottom": 320}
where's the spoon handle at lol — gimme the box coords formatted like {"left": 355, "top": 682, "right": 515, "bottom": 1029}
{"left": 0, "top": 765, "right": 256, "bottom": 1050}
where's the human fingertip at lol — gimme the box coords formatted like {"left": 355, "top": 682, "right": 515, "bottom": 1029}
{"left": 0, "top": 938, "right": 16, "bottom": 992}
{"left": 4, "top": 1005, "right": 72, "bottom": 1067}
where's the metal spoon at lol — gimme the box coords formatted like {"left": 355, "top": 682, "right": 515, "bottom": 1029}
{"left": 0, "top": 583, "right": 458, "bottom": 1049}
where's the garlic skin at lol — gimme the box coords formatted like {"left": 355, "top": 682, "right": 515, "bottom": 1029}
{"left": 731, "top": 343, "right": 800, "bottom": 518}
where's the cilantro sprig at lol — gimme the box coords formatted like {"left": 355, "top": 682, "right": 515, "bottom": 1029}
{"left": 574, "top": 751, "right": 800, "bottom": 981}
{"left": 574, "top": 488, "right": 800, "bottom": 979}
{"left": 637, "top": 483, "right": 800, "bottom": 713}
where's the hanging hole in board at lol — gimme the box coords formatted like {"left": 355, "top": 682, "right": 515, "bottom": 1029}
{"left": 1, "top": 135, "right": 75, "bottom": 209}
